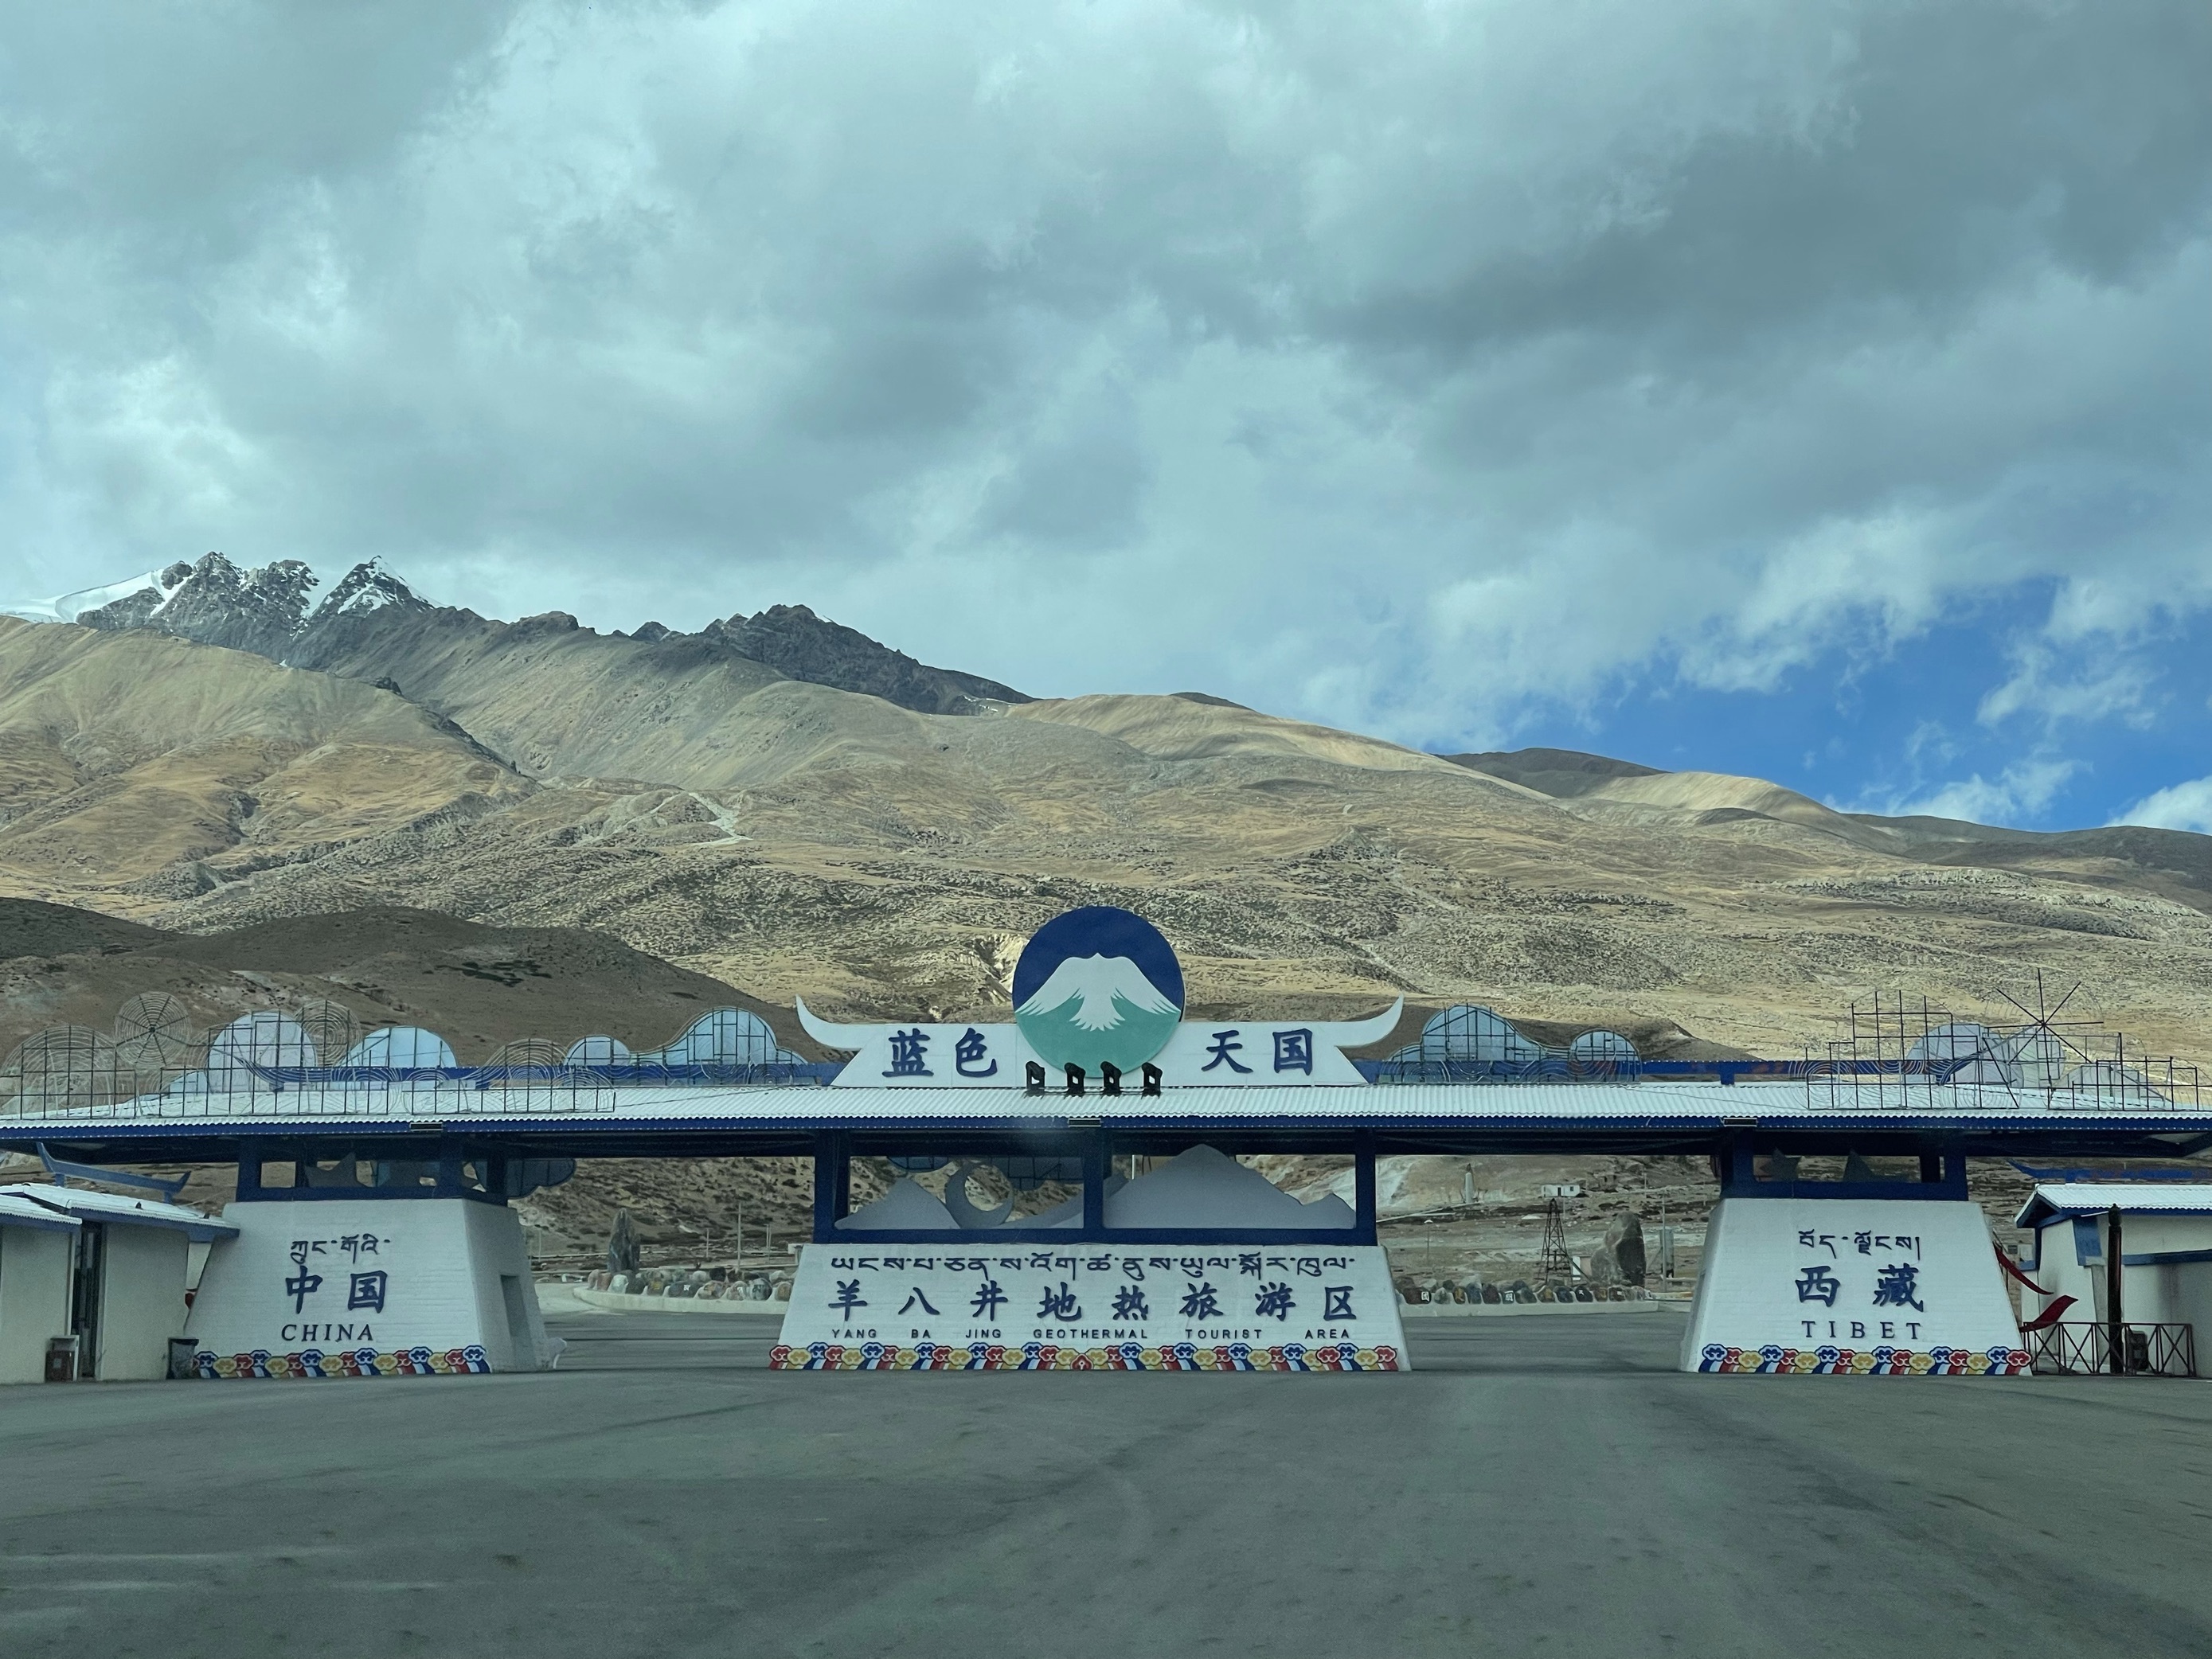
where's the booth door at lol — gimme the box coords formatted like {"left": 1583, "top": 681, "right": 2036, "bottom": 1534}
{"left": 69, "top": 1222, "right": 104, "bottom": 1380}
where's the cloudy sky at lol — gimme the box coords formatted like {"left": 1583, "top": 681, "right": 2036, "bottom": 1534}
{"left": 2, "top": 1, "right": 2207, "bottom": 830}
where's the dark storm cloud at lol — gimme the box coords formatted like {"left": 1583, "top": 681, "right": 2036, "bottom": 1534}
{"left": 2, "top": 0, "right": 2206, "bottom": 798}
{"left": 1327, "top": 6, "right": 2210, "bottom": 364}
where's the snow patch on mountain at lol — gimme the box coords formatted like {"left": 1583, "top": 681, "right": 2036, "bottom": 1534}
{"left": 2, "top": 564, "right": 190, "bottom": 624}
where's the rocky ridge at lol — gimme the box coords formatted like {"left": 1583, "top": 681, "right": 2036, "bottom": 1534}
{"left": 64, "top": 552, "right": 1029, "bottom": 717}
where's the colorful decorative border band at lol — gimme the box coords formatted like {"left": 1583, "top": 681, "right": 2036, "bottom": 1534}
{"left": 769, "top": 1339, "right": 1401, "bottom": 1371}
{"left": 1698, "top": 1342, "right": 2030, "bottom": 1376}
{"left": 192, "top": 1345, "right": 493, "bottom": 1379}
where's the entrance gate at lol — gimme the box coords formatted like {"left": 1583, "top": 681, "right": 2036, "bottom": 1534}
{"left": 6, "top": 909, "right": 2210, "bottom": 1378}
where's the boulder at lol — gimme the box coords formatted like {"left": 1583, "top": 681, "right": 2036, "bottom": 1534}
{"left": 605, "top": 1207, "right": 640, "bottom": 1275}
{"left": 1605, "top": 1213, "right": 1647, "bottom": 1286}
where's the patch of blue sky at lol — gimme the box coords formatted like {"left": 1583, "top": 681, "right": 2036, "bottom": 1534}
{"left": 1464, "top": 581, "right": 2212, "bottom": 834}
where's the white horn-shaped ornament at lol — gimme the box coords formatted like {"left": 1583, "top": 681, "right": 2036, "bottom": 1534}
{"left": 1327, "top": 997, "right": 1406, "bottom": 1047}
{"left": 794, "top": 996, "right": 881, "bottom": 1052}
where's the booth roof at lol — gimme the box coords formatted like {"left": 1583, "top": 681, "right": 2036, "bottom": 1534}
{"left": 0, "top": 1192, "right": 80, "bottom": 1234}
{"left": 0, "top": 1183, "right": 237, "bottom": 1242}
{"left": 2014, "top": 1182, "right": 2212, "bottom": 1229}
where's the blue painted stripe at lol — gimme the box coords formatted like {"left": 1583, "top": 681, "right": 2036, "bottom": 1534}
{"left": 821, "top": 1227, "right": 1370, "bottom": 1245}
{"left": 2073, "top": 1215, "right": 2102, "bottom": 1265}
{"left": 14, "top": 1108, "right": 2212, "bottom": 1137}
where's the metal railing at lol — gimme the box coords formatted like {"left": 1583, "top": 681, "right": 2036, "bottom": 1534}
{"left": 0, "top": 996, "right": 838, "bottom": 1121}
{"left": 0, "top": 1064, "right": 841, "bottom": 1122}
{"left": 2023, "top": 1321, "right": 2197, "bottom": 1379}
{"left": 7, "top": 984, "right": 2208, "bottom": 1118}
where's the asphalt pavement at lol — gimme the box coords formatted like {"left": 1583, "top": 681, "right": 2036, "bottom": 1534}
{"left": 2, "top": 1308, "right": 2209, "bottom": 1657}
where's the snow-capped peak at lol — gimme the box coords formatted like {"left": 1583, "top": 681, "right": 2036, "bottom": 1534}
{"left": 307, "top": 558, "right": 426, "bottom": 623}
{"left": 1016, "top": 954, "right": 1179, "bottom": 1030}
{"left": 0, "top": 553, "right": 440, "bottom": 644}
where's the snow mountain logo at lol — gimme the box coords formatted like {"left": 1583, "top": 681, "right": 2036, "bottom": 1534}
{"left": 1018, "top": 954, "right": 1178, "bottom": 1032}
{"left": 1012, "top": 908, "right": 1185, "bottom": 1074}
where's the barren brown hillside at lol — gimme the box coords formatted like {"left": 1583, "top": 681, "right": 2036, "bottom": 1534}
{"left": 0, "top": 616, "right": 523, "bottom": 894}
{"left": 2, "top": 617, "right": 2210, "bottom": 1067}
{"left": 6, "top": 615, "right": 2212, "bottom": 1266}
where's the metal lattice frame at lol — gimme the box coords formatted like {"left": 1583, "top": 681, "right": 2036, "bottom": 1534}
{"left": 1538, "top": 1196, "right": 1576, "bottom": 1279}
{"left": 1810, "top": 983, "right": 2201, "bottom": 1114}
{"left": 294, "top": 999, "right": 363, "bottom": 1069}
{"left": 2, "top": 1025, "right": 150, "bottom": 1113}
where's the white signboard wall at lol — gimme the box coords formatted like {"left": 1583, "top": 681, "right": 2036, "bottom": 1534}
{"left": 186, "top": 1199, "right": 549, "bottom": 1377}
{"left": 774, "top": 1243, "right": 1407, "bottom": 1370}
{"left": 795, "top": 1001, "right": 1401, "bottom": 1088}
{"left": 1682, "top": 1198, "right": 2028, "bottom": 1375}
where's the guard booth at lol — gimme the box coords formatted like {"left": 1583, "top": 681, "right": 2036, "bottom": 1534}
{"left": 1679, "top": 1144, "right": 2028, "bottom": 1375}
{"left": 0, "top": 1193, "right": 79, "bottom": 1383}
{"left": 2011, "top": 1184, "right": 2209, "bottom": 1377}
{"left": 183, "top": 1146, "right": 560, "bottom": 1377}
{"left": 0, "top": 1183, "right": 236, "bottom": 1381}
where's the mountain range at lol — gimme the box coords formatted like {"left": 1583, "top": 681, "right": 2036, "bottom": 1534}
{"left": 4, "top": 555, "right": 2212, "bottom": 1075}
{"left": 6, "top": 552, "right": 1027, "bottom": 716}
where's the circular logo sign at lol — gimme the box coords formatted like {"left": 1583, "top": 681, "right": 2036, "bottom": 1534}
{"left": 1013, "top": 908, "right": 1185, "bottom": 1074}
